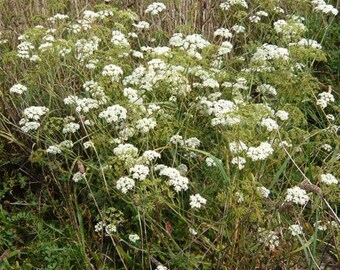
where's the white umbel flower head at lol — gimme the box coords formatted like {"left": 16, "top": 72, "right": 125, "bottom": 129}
{"left": 116, "top": 176, "right": 135, "bottom": 193}
{"left": 320, "top": 173, "right": 338, "bottom": 185}
{"left": 189, "top": 193, "right": 207, "bottom": 209}
{"left": 285, "top": 186, "right": 309, "bottom": 205}
{"left": 10, "top": 83, "right": 28, "bottom": 95}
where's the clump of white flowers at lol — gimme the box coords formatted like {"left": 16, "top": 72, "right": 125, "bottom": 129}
{"left": 113, "top": 144, "right": 138, "bottom": 160}
{"left": 62, "top": 122, "right": 80, "bottom": 134}
{"left": 111, "top": 30, "right": 129, "bottom": 47}
{"left": 145, "top": 2, "right": 166, "bottom": 15}
{"left": 10, "top": 83, "right": 28, "bottom": 95}
{"left": 116, "top": 176, "right": 135, "bottom": 193}
{"left": 128, "top": 234, "right": 140, "bottom": 243}
{"left": 157, "top": 166, "right": 189, "bottom": 192}
{"left": 133, "top": 21, "right": 150, "bottom": 29}
{"left": 257, "top": 186, "right": 270, "bottom": 198}
{"left": 99, "top": 105, "right": 127, "bottom": 123}
{"left": 46, "top": 145, "right": 62, "bottom": 154}
{"left": 220, "top": 0, "right": 248, "bottom": 11}
{"left": 285, "top": 186, "right": 309, "bottom": 205}
{"left": 102, "top": 64, "right": 123, "bottom": 82}
{"left": 259, "top": 118, "right": 279, "bottom": 132}
{"left": 320, "top": 173, "right": 338, "bottom": 185}
{"left": 312, "top": 0, "right": 338, "bottom": 16}
{"left": 129, "top": 165, "right": 149, "bottom": 181}
{"left": 189, "top": 194, "right": 207, "bottom": 209}
{"left": 22, "top": 106, "right": 49, "bottom": 121}
{"left": 229, "top": 141, "right": 248, "bottom": 154}
{"left": 246, "top": 142, "right": 274, "bottom": 161}
{"left": 258, "top": 228, "right": 280, "bottom": 251}
{"left": 289, "top": 224, "right": 303, "bottom": 236}
{"left": 214, "top": 28, "right": 232, "bottom": 39}
{"left": 256, "top": 84, "right": 277, "bottom": 96}
{"left": 231, "top": 156, "right": 246, "bottom": 170}
{"left": 155, "top": 265, "right": 168, "bottom": 270}
{"left": 72, "top": 172, "right": 86, "bottom": 182}
{"left": 136, "top": 118, "right": 157, "bottom": 133}
{"left": 275, "top": 110, "right": 289, "bottom": 121}
{"left": 316, "top": 92, "right": 335, "bottom": 108}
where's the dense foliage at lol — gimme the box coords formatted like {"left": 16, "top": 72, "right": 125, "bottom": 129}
{"left": 0, "top": 1, "right": 339, "bottom": 269}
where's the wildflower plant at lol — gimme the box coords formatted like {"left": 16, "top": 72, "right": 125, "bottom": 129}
{"left": 1, "top": 1, "right": 339, "bottom": 269}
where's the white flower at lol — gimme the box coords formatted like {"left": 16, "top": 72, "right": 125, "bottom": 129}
{"left": 257, "top": 186, "right": 270, "bottom": 198}
{"left": 116, "top": 176, "right": 135, "bottom": 193}
{"left": 231, "top": 24, "right": 245, "bottom": 33}
{"left": 259, "top": 118, "right": 279, "bottom": 132}
{"left": 320, "top": 173, "right": 338, "bottom": 185}
{"left": 158, "top": 166, "right": 189, "bottom": 192}
{"left": 94, "top": 221, "right": 104, "bottom": 232}
{"left": 321, "top": 144, "right": 332, "bottom": 152}
{"left": 231, "top": 156, "right": 246, "bottom": 170}
{"left": 145, "top": 3, "right": 166, "bottom": 15}
{"left": 113, "top": 144, "right": 138, "bottom": 160}
{"left": 235, "top": 191, "right": 244, "bottom": 203}
{"left": 99, "top": 105, "right": 127, "bottom": 123}
{"left": 46, "top": 145, "right": 62, "bottom": 154}
{"left": 256, "top": 84, "right": 277, "bottom": 96}
{"left": 111, "top": 30, "right": 129, "bottom": 47}
{"left": 220, "top": 0, "right": 248, "bottom": 11}
{"left": 285, "top": 186, "right": 309, "bottom": 205}
{"left": 289, "top": 224, "right": 303, "bottom": 236}
{"left": 189, "top": 228, "right": 198, "bottom": 236}
{"left": 129, "top": 165, "right": 149, "bottom": 181}
{"left": 128, "top": 234, "right": 140, "bottom": 242}
{"left": 62, "top": 122, "right": 80, "bottom": 134}
{"left": 316, "top": 92, "right": 335, "bottom": 109}
{"left": 155, "top": 265, "right": 168, "bottom": 270}
{"left": 105, "top": 224, "right": 117, "bottom": 234}
{"left": 10, "top": 83, "right": 28, "bottom": 95}
{"left": 185, "top": 137, "right": 201, "bottom": 148}
{"left": 214, "top": 28, "right": 232, "bottom": 39}
{"left": 23, "top": 106, "right": 49, "bottom": 121}
{"left": 102, "top": 64, "right": 123, "bottom": 82}
{"left": 169, "top": 135, "right": 184, "bottom": 146}
{"left": 275, "top": 110, "right": 289, "bottom": 121}
{"left": 229, "top": 141, "right": 248, "bottom": 154}
{"left": 258, "top": 228, "right": 280, "bottom": 251}
{"left": 205, "top": 157, "right": 219, "bottom": 167}
{"left": 133, "top": 21, "right": 150, "bottom": 29}
{"left": 72, "top": 172, "right": 86, "bottom": 182}
{"left": 142, "top": 150, "right": 161, "bottom": 162}
{"left": 83, "top": 141, "right": 94, "bottom": 149}
{"left": 136, "top": 118, "right": 157, "bottom": 133}
{"left": 247, "top": 142, "right": 274, "bottom": 161}
{"left": 21, "top": 121, "right": 40, "bottom": 133}
{"left": 189, "top": 194, "right": 207, "bottom": 209}
{"left": 218, "top": 41, "right": 233, "bottom": 55}
{"left": 203, "top": 78, "right": 219, "bottom": 88}
{"left": 59, "top": 140, "right": 74, "bottom": 148}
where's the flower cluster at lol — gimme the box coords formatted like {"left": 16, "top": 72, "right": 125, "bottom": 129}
{"left": 99, "top": 105, "right": 127, "bottom": 123}
{"left": 129, "top": 165, "right": 149, "bottom": 181}
{"left": 258, "top": 228, "right": 280, "bottom": 251}
{"left": 116, "top": 176, "right": 135, "bottom": 193}
{"left": 312, "top": 0, "right": 338, "bottom": 15}
{"left": 246, "top": 142, "right": 274, "bottom": 161}
{"left": 220, "top": 0, "right": 248, "bottom": 11}
{"left": 157, "top": 165, "right": 189, "bottom": 192}
{"left": 289, "top": 224, "right": 303, "bottom": 236}
{"left": 145, "top": 3, "right": 166, "bottom": 15}
{"left": 10, "top": 83, "right": 28, "bottom": 95}
{"left": 320, "top": 173, "right": 338, "bottom": 185}
{"left": 316, "top": 92, "right": 335, "bottom": 108}
{"left": 189, "top": 194, "right": 207, "bottom": 209}
{"left": 102, "top": 64, "right": 123, "bottom": 82}
{"left": 285, "top": 186, "right": 309, "bottom": 205}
